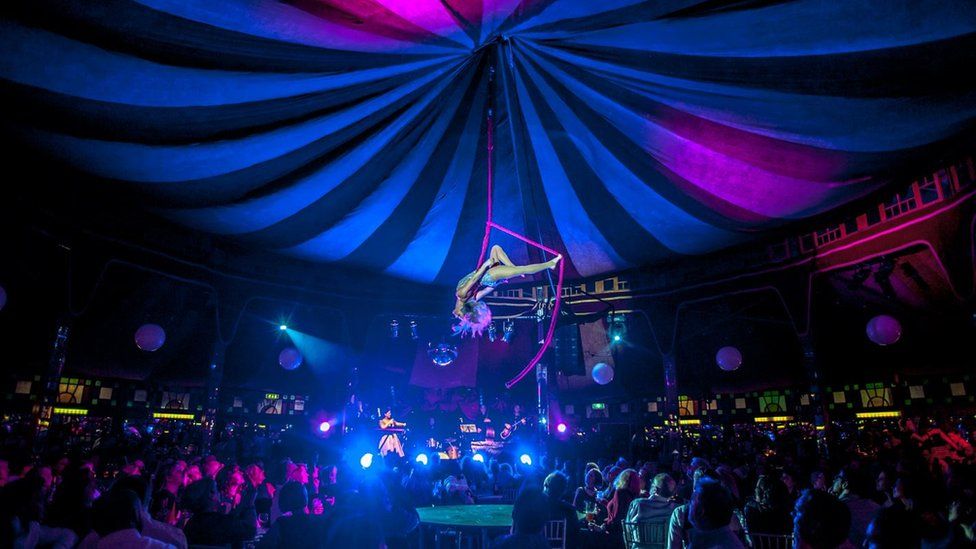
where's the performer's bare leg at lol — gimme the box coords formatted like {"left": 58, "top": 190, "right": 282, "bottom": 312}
{"left": 486, "top": 255, "right": 561, "bottom": 282}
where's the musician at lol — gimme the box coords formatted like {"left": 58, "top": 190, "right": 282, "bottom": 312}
{"left": 479, "top": 404, "right": 495, "bottom": 441}
{"left": 378, "top": 409, "right": 406, "bottom": 457}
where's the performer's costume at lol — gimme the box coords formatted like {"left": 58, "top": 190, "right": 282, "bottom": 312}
{"left": 378, "top": 416, "right": 406, "bottom": 457}
{"left": 456, "top": 268, "right": 504, "bottom": 297}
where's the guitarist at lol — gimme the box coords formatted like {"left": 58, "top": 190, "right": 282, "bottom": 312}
{"left": 501, "top": 405, "right": 530, "bottom": 441}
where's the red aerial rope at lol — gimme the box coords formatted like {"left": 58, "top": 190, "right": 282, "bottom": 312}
{"left": 475, "top": 74, "right": 564, "bottom": 389}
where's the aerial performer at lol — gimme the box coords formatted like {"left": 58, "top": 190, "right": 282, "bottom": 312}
{"left": 453, "top": 245, "right": 562, "bottom": 336}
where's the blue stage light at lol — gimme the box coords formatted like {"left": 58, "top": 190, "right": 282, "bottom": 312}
{"left": 519, "top": 454, "right": 532, "bottom": 466}
{"left": 318, "top": 421, "right": 331, "bottom": 433}
{"left": 360, "top": 453, "right": 374, "bottom": 469}
{"left": 279, "top": 324, "right": 288, "bottom": 331}
{"left": 472, "top": 453, "right": 485, "bottom": 463}
{"left": 415, "top": 453, "right": 428, "bottom": 466}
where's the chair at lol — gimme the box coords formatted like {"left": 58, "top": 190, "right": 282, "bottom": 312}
{"left": 544, "top": 519, "right": 567, "bottom": 549}
{"left": 500, "top": 487, "right": 518, "bottom": 503}
{"left": 622, "top": 520, "right": 668, "bottom": 549}
{"left": 747, "top": 532, "right": 794, "bottom": 549}
{"left": 433, "top": 528, "right": 472, "bottom": 549}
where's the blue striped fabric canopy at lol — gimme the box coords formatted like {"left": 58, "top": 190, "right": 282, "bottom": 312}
{"left": 2, "top": 0, "right": 975, "bottom": 285}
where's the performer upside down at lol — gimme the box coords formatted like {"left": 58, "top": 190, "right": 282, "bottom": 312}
{"left": 453, "top": 245, "right": 561, "bottom": 336}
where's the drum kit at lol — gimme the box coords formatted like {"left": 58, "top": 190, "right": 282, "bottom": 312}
{"left": 426, "top": 436, "right": 461, "bottom": 459}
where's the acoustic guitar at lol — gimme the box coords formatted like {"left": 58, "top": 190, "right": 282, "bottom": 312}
{"left": 500, "top": 417, "right": 528, "bottom": 440}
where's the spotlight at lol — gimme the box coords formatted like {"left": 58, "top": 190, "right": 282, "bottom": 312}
{"left": 472, "top": 453, "right": 485, "bottom": 463}
{"left": 502, "top": 320, "right": 515, "bottom": 343}
{"left": 360, "top": 453, "right": 374, "bottom": 469}
{"left": 415, "top": 453, "right": 428, "bottom": 466}
{"left": 410, "top": 320, "right": 419, "bottom": 340}
{"left": 556, "top": 422, "right": 567, "bottom": 434}
{"left": 428, "top": 342, "right": 458, "bottom": 367}
{"left": 318, "top": 421, "right": 331, "bottom": 433}
{"left": 609, "top": 315, "right": 625, "bottom": 344}
{"left": 279, "top": 324, "right": 288, "bottom": 331}
{"left": 487, "top": 322, "right": 497, "bottom": 342}
{"left": 390, "top": 320, "right": 399, "bottom": 339}
{"left": 519, "top": 454, "right": 532, "bottom": 466}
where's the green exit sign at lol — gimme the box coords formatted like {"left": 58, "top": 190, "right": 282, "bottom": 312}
{"left": 591, "top": 403, "right": 606, "bottom": 410}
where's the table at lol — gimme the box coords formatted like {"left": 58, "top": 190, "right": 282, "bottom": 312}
{"left": 417, "top": 504, "right": 513, "bottom": 548}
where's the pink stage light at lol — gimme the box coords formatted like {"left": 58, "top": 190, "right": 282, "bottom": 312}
{"left": 318, "top": 421, "right": 331, "bottom": 433}
{"left": 556, "top": 423, "right": 567, "bottom": 434}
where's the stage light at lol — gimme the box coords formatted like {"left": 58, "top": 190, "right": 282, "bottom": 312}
{"left": 410, "top": 320, "right": 419, "bottom": 340}
{"left": 279, "top": 324, "right": 288, "bottom": 331}
{"left": 360, "top": 453, "right": 374, "bottom": 469}
{"left": 556, "top": 422, "right": 567, "bottom": 433}
{"left": 472, "top": 453, "right": 485, "bottom": 463}
{"left": 415, "top": 453, "right": 428, "bottom": 466}
{"left": 318, "top": 421, "right": 331, "bottom": 433}
{"left": 390, "top": 320, "right": 399, "bottom": 339}
{"left": 519, "top": 454, "right": 532, "bottom": 466}
{"left": 609, "top": 315, "right": 625, "bottom": 344}
{"left": 502, "top": 320, "right": 514, "bottom": 343}
{"left": 487, "top": 322, "right": 497, "bottom": 342}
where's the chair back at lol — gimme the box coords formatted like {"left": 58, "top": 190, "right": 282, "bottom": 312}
{"left": 622, "top": 520, "right": 668, "bottom": 549}
{"left": 747, "top": 532, "right": 794, "bottom": 549}
{"left": 501, "top": 487, "right": 518, "bottom": 503}
{"left": 544, "top": 519, "right": 567, "bottom": 549}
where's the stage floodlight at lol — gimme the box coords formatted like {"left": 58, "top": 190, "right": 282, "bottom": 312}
{"left": 360, "top": 453, "right": 374, "bottom": 469}
{"left": 415, "top": 453, "right": 428, "bottom": 466}
{"left": 472, "top": 453, "right": 485, "bottom": 463}
{"left": 519, "top": 454, "right": 532, "bottom": 466}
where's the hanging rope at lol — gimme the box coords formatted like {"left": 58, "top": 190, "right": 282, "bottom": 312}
{"left": 476, "top": 63, "right": 565, "bottom": 389}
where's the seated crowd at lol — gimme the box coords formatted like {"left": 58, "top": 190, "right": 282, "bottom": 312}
{"left": 0, "top": 415, "right": 973, "bottom": 548}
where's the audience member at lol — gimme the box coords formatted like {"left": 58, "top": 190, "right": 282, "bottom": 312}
{"left": 743, "top": 475, "right": 792, "bottom": 535}
{"left": 793, "top": 489, "right": 852, "bottom": 549}
{"left": 543, "top": 471, "right": 580, "bottom": 549}
{"left": 686, "top": 477, "right": 745, "bottom": 548}
{"left": 831, "top": 467, "right": 881, "bottom": 547}
{"left": 491, "top": 488, "right": 550, "bottom": 549}
{"left": 182, "top": 478, "right": 256, "bottom": 549}
{"left": 89, "top": 489, "right": 175, "bottom": 548}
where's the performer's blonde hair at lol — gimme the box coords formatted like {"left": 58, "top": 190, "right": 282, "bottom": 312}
{"left": 455, "top": 299, "right": 491, "bottom": 337}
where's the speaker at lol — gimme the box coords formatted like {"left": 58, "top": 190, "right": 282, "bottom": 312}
{"left": 553, "top": 324, "right": 584, "bottom": 375}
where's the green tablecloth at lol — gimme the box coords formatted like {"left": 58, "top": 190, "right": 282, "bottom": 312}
{"left": 417, "top": 504, "right": 513, "bottom": 529}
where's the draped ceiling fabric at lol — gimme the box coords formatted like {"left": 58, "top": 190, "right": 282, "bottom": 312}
{"left": 3, "top": 1, "right": 976, "bottom": 286}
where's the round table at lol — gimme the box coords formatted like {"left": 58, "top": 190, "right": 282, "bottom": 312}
{"left": 417, "top": 504, "right": 512, "bottom": 548}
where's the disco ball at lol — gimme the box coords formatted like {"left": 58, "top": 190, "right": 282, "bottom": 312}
{"left": 428, "top": 342, "right": 458, "bottom": 367}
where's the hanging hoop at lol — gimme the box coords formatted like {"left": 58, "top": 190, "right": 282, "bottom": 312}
{"left": 476, "top": 77, "right": 564, "bottom": 389}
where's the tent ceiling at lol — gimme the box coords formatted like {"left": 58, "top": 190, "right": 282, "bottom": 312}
{"left": 3, "top": 0, "right": 975, "bottom": 285}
